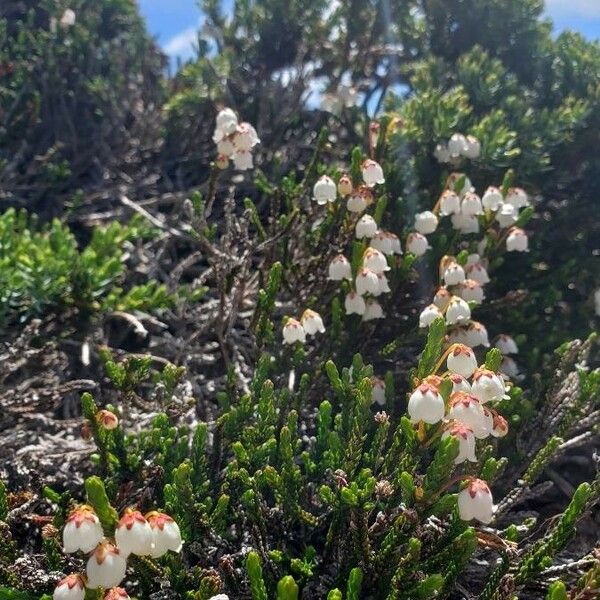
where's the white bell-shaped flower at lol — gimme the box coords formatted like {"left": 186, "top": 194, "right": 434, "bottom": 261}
{"left": 505, "top": 187, "right": 529, "bottom": 208}
{"left": 433, "top": 286, "right": 452, "bottom": 310}
{"left": 462, "top": 135, "right": 481, "bottom": 159}
{"left": 434, "top": 143, "right": 451, "bottom": 163}
{"left": 104, "top": 588, "right": 130, "bottom": 600}
{"left": 448, "top": 373, "right": 469, "bottom": 394}
{"left": 363, "top": 299, "right": 384, "bottom": 321}
{"left": 439, "top": 190, "right": 461, "bottom": 216}
{"left": 419, "top": 304, "right": 442, "bottom": 328}
{"left": 465, "top": 262, "right": 490, "bottom": 285}
{"left": 215, "top": 154, "right": 229, "bottom": 170}
{"left": 301, "top": 309, "right": 325, "bottom": 335}
{"left": 232, "top": 122, "right": 260, "bottom": 151}
{"left": 328, "top": 254, "right": 352, "bottom": 281}
{"left": 86, "top": 542, "right": 127, "bottom": 589}
{"left": 115, "top": 509, "right": 153, "bottom": 557}
{"left": 465, "top": 321, "right": 490, "bottom": 348}
{"left": 495, "top": 202, "right": 517, "bottom": 228}
{"left": 407, "top": 383, "right": 445, "bottom": 424}
{"left": 475, "top": 406, "right": 494, "bottom": 439}
{"left": 233, "top": 150, "right": 253, "bottom": 171}
{"left": 406, "top": 232, "right": 429, "bottom": 256}
{"left": 345, "top": 291, "right": 366, "bottom": 315}
{"left": 448, "top": 392, "right": 485, "bottom": 432}
{"left": 313, "top": 175, "right": 337, "bottom": 205}
{"left": 445, "top": 296, "right": 471, "bottom": 325}
{"left": 59, "top": 9, "right": 76, "bottom": 28}
{"left": 376, "top": 272, "right": 391, "bottom": 294}
{"left": 448, "top": 133, "right": 468, "bottom": 157}
{"left": 414, "top": 211, "right": 439, "bottom": 235}
{"left": 458, "top": 280, "right": 484, "bottom": 304}
{"left": 458, "top": 479, "right": 494, "bottom": 523}
{"left": 442, "top": 422, "right": 477, "bottom": 464}
{"left": 217, "top": 138, "right": 236, "bottom": 157}
{"left": 443, "top": 262, "right": 466, "bottom": 286}
{"left": 370, "top": 231, "right": 401, "bottom": 255}
{"left": 500, "top": 356, "right": 520, "bottom": 379}
{"left": 362, "top": 248, "right": 390, "bottom": 273}
{"left": 356, "top": 268, "right": 381, "bottom": 296}
{"left": 371, "top": 377, "right": 386, "bottom": 405}
{"left": 338, "top": 174, "right": 353, "bottom": 196}
{"left": 447, "top": 344, "right": 478, "bottom": 377}
{"left": 355, "top": 215, "right": 378, "bottom": 238}
{"left": 146, "top": 512, "right": 183, "bottom": 558}
{"left": 53, "top": 575, "right": 85, "bottom": 600}
{"left": 62, "top": 505, "right": 104, "bottom": 554}
{"left": 361, "top": 159, "right": 385, "bottom": 187}
{"left": 466, "top": 253, "right": 481, "bottom": 267}
{"left": 471, "top": 369, "right": 506, "bottom": 403}
{"left": 447, "top": 327, "right": 469, "bottom": 346}
{"left": 214, "top": 108, "right": 238, "bottom": 141}
{"left": 461, "top": 192, "right": 483, "bottom": 216}
{"left": 282, "top": 318, "right": 306, "bottom": 345}
{"left": 491, "top": 414, "right": 509, "bottom": 438}
{"left": 482, "top": 186, "right": 503, "bottom": 211}
{"left": 506, "top": 227, "right": 529, "bottom": 252}
{"left": 495, "top": 334, "right": 519, "bottom": 355}
{"left": 451, "top": 213, "right": 480, "bottom": 234}
{"left": 347, "top": 188, "right": 372, "bottom": 213}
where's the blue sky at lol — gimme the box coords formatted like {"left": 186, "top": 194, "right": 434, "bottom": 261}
{"left": 138, "top": 0, "right": 600, "bottom": 66}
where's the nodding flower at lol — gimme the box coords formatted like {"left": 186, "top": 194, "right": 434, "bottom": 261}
{"left": 419, "top": 303, "right": 442, "bottom": 328}
{"left": 465, "top": 262, "right": 490, "bottom": 285}
{"left": 445, "top": 296, "right": 471, "bottom": 325}
{"left": 114, "top": 509, "right": 153, "bottom": 557}
{"left": 442, "top": 261, "right": 466, "bottom": 286}
{"left": 482, "top": 186, "right": 503, "bottom": 211}
{"left": 53, "top": 574, "right": 85, "bottom": 600}
{"left": 282, "top": 318, "right": 306, "bottom": 345}
{"left": 337, "top": 173, "right": 353, "bottom": 196}
{"left": 347, "top": 186, "right": 373, "bottom": 213}
{"left": 407, "top": 383, "right": 445, "bottom": 425}
{"left": 458, "top": 479, "right": 494, "bottom": 524}
{"left": 362, "top": 247, "right": 390, "bottom": 273}
{"left": 62, "top": 505, "right": 104, "bottom": 554}
{"left": 471, "top": 368, "right": 506, "bottom": 403}
{"left": 86, "top": 542, "right": 127, "bottom": 590}
{"left": 505, "top": 187, "right": 529, "bottom": 208}
{"left": 439, "top": 190, "right": 461, "bottom": 216}
{"left": 355, "top": 268, "right": 381, "bottom": 296}
{"left": 495, "top": 334, "right": 519, "bottom": 355}
{"left": 355, "top": 214, "right": 378, "bottom": 239}
{"left": 458, "top": 279, "right": 485, "bottom": 304}
{"left": 465, "top": 321, "right": 490, "bottom": 348}
{"left": 363, "top": 298, "right": 385, "bottom": 321}
{"left": 345, "top": 291, "right": 366, "bottom": 315}
{"left": 406, "top": 232, "right": 429, "bottom": 257}
{"left": 145, "top": 511, "right": 183, "bottom": 558}
{"left": 301, "top": 309, "right": 325, "bottom": 336}
{"left": 313, "top": 175, "right": 337, "bottom": 205}
{"left": 506, "top": 227, "right": 529, "bottom": 252}
{"left": 414, "top": 211, "right": 439, "bottom": 235}
{"left": 461, "top": 192, "right": 483, "bottom": 216}
{"left": 361, "top": 159, "right": 385, "bottom": 187}
{"left": 442, "top": 422, "right": 477, "bottom": 464}
{"left": 433, "top": 286, "right": 452, "bottom": 310}
{"left": 369, "top": 230, "right": 402, "bottom": 256}
{"left": 447, "top": 344, "right": 478, "bottom": 378}
{"left": 328, "top": 254, "right": 352, "bottom": 281}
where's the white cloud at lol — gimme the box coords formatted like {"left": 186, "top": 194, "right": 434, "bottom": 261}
{"left": 546, "top": 0, "right": 600, "bottom": 18}
{"left": 164, "top": 26, "right": 197, "bottom": 58}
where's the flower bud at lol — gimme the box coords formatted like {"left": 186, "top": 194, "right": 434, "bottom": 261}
{"left": 419, "top": 303, "right": 442, "bottom": 328}
{"left": 214, "top": 108, "right": 238, "bottom": 140}
{"left": 301, "top": 309, "right": 325, "bottom": 335}
{"left": 439, "top": 190, "right": 461, "bottom": 216}
{"left": 445, "top": 296, "right": 471, "bottom": 325}
{"left": 471, "top": 369, "right": 506, "bottom": 403}
{"left": 447, "top": 344, "right": 477, "bottom": 377}
{"left": 371, "top": 377, "right": 386, "bottom": 406}
{"left": 337, "top": 174, "right": 353, "bottom": 196}
{"left": 408, "top": 383, "right": 445, "bottom": 424}
{"left": 355, "top": 215, "right": 378, "bottom": 239}
{"left": 442, "top": 422, "right": 477, "bottom": 464}
{"left": 233, "top": 150, "right": 253, "bottom": 170}
{"left": 482, "top": 186, "right": 503, "bottom": 211}
{"left": 506, "top": 227, "right": 528, "bottom": 252}
{"left": 361, "top": 159, "right": 385, "bottom": 187}
{"left": 282, "top": 318, "right": 306, "bottom": 345}
{"left": 328, "top": 254, "right": 352, "bottom": 281}
{"left": 63, "top": 505, "right": 104, "bottom": 554}
{"left": 86, "top": 542, "right": 127, "bottom": 589}
{"left": 115, "top": 509, "right": 153, "bottom": 557}
{"left": 146, "top": 512, "right": 183, "bottom": 558}
{"left": 215, "top": 154, "right": 229, "bottom": 170}
{"left": 491, "top": 414, "right": 509, "bottom": 438}
{"left": 406, "top": 232, "right": 429, "bottom": 256}
{"left": 356, "top": 268, "right": 381, "bottom": 296}
{"left": 345, "top": 291, "right": 366, "bottom": 315}
{"left": 458, "top": 479, "right": 494, "bottom": 523}
{"left": 313, "top": 175, "right": 337, "bottom": 205}
{"left": 53, "top": 574, "right": 85, "bottom": 600}
{"left": 414, "top": 211, "right": 439, "bottom": 235}
{"left": 97, "top": 410, "right": 118, "bottom": 430}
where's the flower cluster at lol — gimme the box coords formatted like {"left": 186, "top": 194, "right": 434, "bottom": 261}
{"left": 213, "top": 107, "right": 260, "bottom": 171}
{"left": 54, "top": 506, "right": 181, "bottom": 599}
{"left": 434, "top": 133, "right": 481, "bottom": 163}
{"left": 407, "top": 344, "right": 509, "bottom": 523}
{"left": 282, "top": 309, "right": 325, "bottom": 344}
